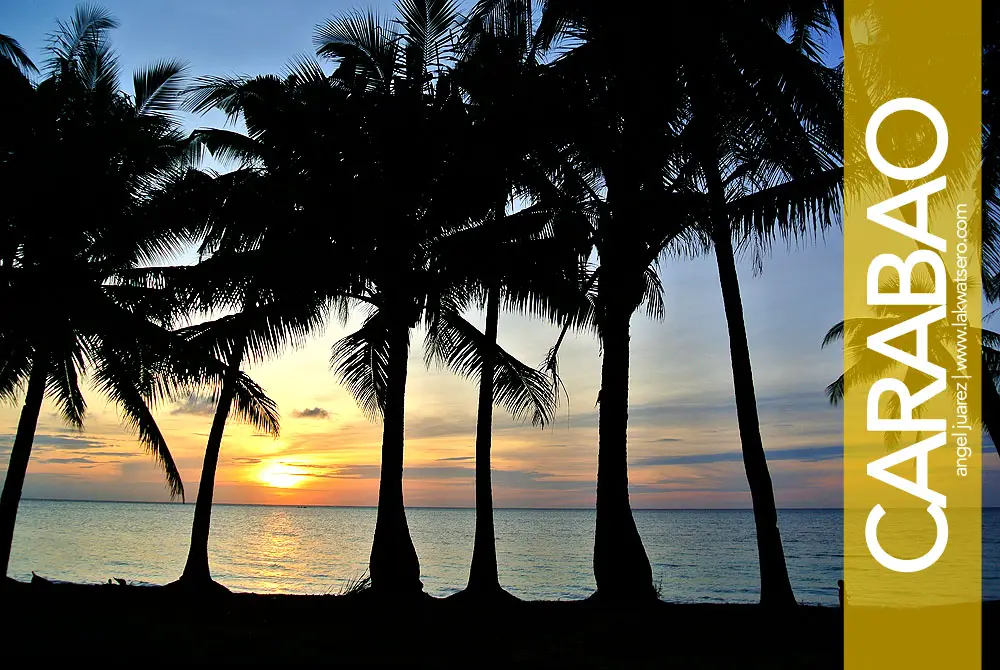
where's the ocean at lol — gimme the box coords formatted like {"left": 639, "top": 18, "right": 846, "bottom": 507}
{"left": 8, "top": 501, "right": 1000, "bottom": 605}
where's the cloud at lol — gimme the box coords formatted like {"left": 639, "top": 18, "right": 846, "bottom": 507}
{"left": 37, "top": 457, "right": 117, "bottom": 465}
{"left": 292, "top": 407, "right": 331, "bottom": 419}
{"left": 233, "top": 457, "right": 262, "bottom": 465}
{"left": 281, "top": 463, "right": 596, "bottom": 494}
{"left": 0, "top": 434, "right": 108, "bottom": 450}
{"left": 285, "top": 464, "right": 381, "bottom": 479}
{"left": 634, "top": 444, "right": 843, "bottom": 467}
{"left": 436, "top": 456, "right": 475, "bottom": 462}
{"left": 171, "top": 395, "right": 217, "bottom": 416}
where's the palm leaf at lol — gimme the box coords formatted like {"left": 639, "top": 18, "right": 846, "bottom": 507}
{"left": 331, "top": 309, "right": 393, "bottom": 421}
{"left": 0, "top": 33, "right": 38, "bottom": 75}
{"left": 229, "top": 370, "right": 280, "bottom": 437}
{"left": 314, "top": 9, "right": 400, "bottom": 91}
{"left": 134, "top": 58, "right": 188, "bottom": 118}
{"left": 425, "top": 308, "right": 555, "bottom": 426}
{"left": 90, "top": 342, "right": 184, "bottom": 500}
{"left": 45, "top": 342, "right": 88, "bottom": 430}
{"left": 46, "top": 3, "right": 119, "bottom": 68}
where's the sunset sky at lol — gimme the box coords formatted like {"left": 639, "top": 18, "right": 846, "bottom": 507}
{"left": 3, "top": 0, "right": 998, "bottom": 508}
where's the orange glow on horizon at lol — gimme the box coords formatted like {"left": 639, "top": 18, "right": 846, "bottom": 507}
{"left": 257, "top": 461, "right": 308, "bottom": 489}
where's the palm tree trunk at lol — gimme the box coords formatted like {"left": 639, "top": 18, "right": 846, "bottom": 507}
{"left": 180, "top": 342, "right": 246, "bottom": 585}
{"left": 593, "top": 269, "right": 655, "bottom": 601}
{"left": 369, "top": 315, "right": 422, "bottom": 594}
{"left": 467, "top": 283, "right": 501, "bottom": 593}
{"left": 709, "top": 213, "right": 797, "bottom": 607}
{"left": 0, "top": 355, "right": 48, "bottom": 577}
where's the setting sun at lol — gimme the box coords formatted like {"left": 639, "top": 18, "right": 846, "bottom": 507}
{"left": 257, "top": 462, "right": 306, "bottom": 489}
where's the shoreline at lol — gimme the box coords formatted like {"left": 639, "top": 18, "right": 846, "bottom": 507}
{"left": 3, "top": 579, "right": 998, "bottom": 666}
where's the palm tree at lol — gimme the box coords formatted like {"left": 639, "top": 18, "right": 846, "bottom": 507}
{"left": 425, "top": 208, "right": 587, "bottom": 597}
{"left": 538, "top": 0, "right": 842, "bottom": 605}
{"left": 160, "top": 233, "right": 331, "bottom": 589}
{"left": 311, "top": 0, "right": 491, "bottom": 595}
{"left": 0, "top": 4, "right": 275, "bottom": 578}
{"left": 428, "top": 0, "right": 592, "bottom": 598}
{"left": 675, "top": 2, "right": 842, "bottom": 606}
{"left": 186, "top": 0, "right": 485, "bottom": 594}
{"left": 154, "top": 59, "right": 374, "bottom": 589}
{"left": 535, "top": 0, "right": 705, "bottom": 601}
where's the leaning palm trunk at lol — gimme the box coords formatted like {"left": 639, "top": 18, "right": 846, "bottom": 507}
{"left": 0, "top": 356, "right": 48, "bottom": 577}
{"left": 179, "top": 341, "right": 247, "bottom": 586}
{"left": 467, "top": 283, "right": 501, "bottom": 593}
{"left": 369, "top": 314, "right": 422, "bottom": 594}
{"left": 593, "top": 266, "right": 655, "bottom": 601}
{"left": 707, "top": 167, "right": 796, "bottom": 605}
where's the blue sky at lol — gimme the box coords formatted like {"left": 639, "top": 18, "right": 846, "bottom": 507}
{"left": 2, "top": 1, "right": 997, "bottom": 508}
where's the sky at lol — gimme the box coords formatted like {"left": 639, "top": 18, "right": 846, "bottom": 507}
{"left": 2, "top": 1, "right": 998, "bottom": 509}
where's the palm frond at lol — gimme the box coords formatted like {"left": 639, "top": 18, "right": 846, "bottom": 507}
{"left": 134, "top": 58, "right": 188, "bottom": 118}
{"left": 46, "top": 3, "right": 119, "bottom": 68}
{"left": 331, "top": 310, "right": 393, "bottom": 421}
{"left": 397, "top": 0, "right": 461, "bottom": 78}
{"left": 426, "top": 308, "right": 555, "bottom": 425}
{"left": 825, "top": 373, "right": 844, "bottom": 406}
{"left": 821, "top": 320, "right": 844, "bottom": 348}
{"left": 45, "top": 345, "right": 88, "bottom": 430}
{"left": 89, "top": 344, "right": 184, "bottom": 500}
{"left": 314, "top": 9, "right": 399, "bottom": 91}
{"left": 183, "top": 74, "right": 253, "bottom": 119}
{"left": 188, "top": 128, "right": 266, "bottom": 168}
{"left": 229, "top": 371, "right": 280, "bottom": 436}
{"left": 0, "top": 33, "right": 38, "bottom": 75}
{"left": 0, "top": 339, "right": 32, "bottom": 406}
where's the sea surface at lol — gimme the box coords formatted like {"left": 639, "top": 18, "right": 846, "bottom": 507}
{"left": 8, "top": 501, "right": 1000, "bottom": 605}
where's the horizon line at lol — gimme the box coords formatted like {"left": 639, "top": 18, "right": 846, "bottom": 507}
{"left": 14, "top": 497, "right": 858, "bottom": 511}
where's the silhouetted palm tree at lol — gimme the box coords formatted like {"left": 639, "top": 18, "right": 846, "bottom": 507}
{"left": 538, "top": 0, "right": 842, "bottom": 605}
{"left": 536, "top": 0, "right": 704, "bottom": 601}
{"left": 310, "top": 0, "right": 518, "bottom": 595}
{"left": 0, "top": 4, "right": 275, "bottom": 578}
{"left": 425, "top": 211, "right": 587, "bottom": 597}
{"left": 159, "top": 58, "right": 381, "bottom": 588}
{"left": 165, "top": 239, "right": 332, "bottom": 589}
{"left": 429, "top": 0, "right": 592, "bottom": 599}
{"left": 675, "top": 2, "right": 842, "bottom": 606}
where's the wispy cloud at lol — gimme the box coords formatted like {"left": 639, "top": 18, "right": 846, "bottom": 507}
{"left": 0, "top": 434, "right": 108, "bottom": 450}
{"left": 171, "top": 395, "right": 217, "bottom": 416}
{"left": 292, "top": 407, "right": 331, "bottom": 419}
{"left": 38, "top": 456, "right": 120, "bottom": 465}
{"left": 635, "top": 445, "right": 843, "bottom": 467}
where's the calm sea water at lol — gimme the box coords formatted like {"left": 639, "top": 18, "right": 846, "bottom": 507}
{"left": 8, "top": 501, "right": 1000, "bottom": 605}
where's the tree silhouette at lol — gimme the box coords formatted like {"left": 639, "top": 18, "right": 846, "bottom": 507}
{"left": 426, "top": 0, "right": 593, "bottom": 599}
{"left": 675, "top": 1, "right": 842, "bottom": 606}
{"left": 536, "top": 0, "right": 706, "bottom": 601}
{"left": 0, "top": 4, "right": 274, "bottom": 578}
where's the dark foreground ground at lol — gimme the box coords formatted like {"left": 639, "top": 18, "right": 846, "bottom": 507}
{"left": 1, "top": 579, "right": 997, "bottom": 667}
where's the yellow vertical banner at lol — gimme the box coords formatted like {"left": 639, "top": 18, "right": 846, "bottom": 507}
{"left": 844, "top": 1, "right": 982, "bottom": 668}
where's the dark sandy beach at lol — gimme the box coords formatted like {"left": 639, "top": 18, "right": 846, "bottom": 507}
{"left": 8, "top": 578, "right": 996, "bottom": 667}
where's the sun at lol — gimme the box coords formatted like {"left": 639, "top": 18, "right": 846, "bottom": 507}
{"left": 257, "top": 462, "right": 306, "bottom": 488}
